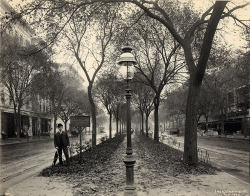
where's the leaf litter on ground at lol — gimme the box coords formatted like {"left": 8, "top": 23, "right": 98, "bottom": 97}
{"left": 40, "top": 133, "right": 217, "bottom": 195}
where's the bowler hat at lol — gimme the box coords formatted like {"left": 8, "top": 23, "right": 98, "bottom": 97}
{"left": 57, "top": 123, "right": 63, "bottom": 128}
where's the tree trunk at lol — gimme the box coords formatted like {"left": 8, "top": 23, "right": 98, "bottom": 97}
{"left": 221, "top": 120, "right": 225, "bottom": 135}
{"left": 153, "top": 97, "right": 160, "bottom": 142}
{"left": 139, "top": 116, "right": 141, "bottom": 133}
{"left": 17, "top": 106, "right": 22, "bottom": 138}
{"left": 184, "top": 79, "right": 201, "bottom": 165}
{"left": 119, "top": 119, "right": 122, "bottom": 134}
{"left": 116, "top": 117, "right": 119, "bottom": 135}
{"left": 141, "top": 111, "right": 144, "bottom": 135}
{"left": 118, "top": 119, "right": 120, "bottom": 134}
{"left": 88, "top": 85, "right": 96, "bottom": 147}
{"left": 183, "top": 1, "right": 227, "bottom": 166}
{"left": 64, "top": 120, "right": 68, "bottom": 132}
{"left": 54, "top": 115, "right": 57, "bottom": 135}
{"left": 52, "top": 98, "right": 57, "bottom": 135}
{"left": 14, "top": 114, "right": 18, "bottom": 137}
{"left": 145, "top": 114, "right": 149, "bottom": 137}
{"left": 205, "top": 114, "right": 208, "bottom": 133}
{"left": 13, "top": 105, "right": 19, "bottom": 138}
{"left": 122, "top": 120, "right": 124, "bottom": 134}
{"left": 109, "top": 112, "right": 112, "bottom": 139}
{"left": 220, "top": 114, "right": 225, "bottom": 135}
{"left": 79, "top": 130, "right": 82, "bottom": 163}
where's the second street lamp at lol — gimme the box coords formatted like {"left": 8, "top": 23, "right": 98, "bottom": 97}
{"left": 118, "top": 46, "right": 136, "bottom": 190}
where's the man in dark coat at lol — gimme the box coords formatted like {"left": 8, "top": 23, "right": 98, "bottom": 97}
{"left": 53, "top": 123, "right": 70, "bottom": 166}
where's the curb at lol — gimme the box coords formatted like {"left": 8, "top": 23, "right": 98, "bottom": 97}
{"left": 199, "top": 135, "right": 250, "bottom": 141}
{"left": 0, "top": 138, "right": 53, "bottom": 147}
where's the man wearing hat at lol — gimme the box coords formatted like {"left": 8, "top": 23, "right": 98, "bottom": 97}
{"left": 53, "top": 123, "right": 70, "bottom": 166}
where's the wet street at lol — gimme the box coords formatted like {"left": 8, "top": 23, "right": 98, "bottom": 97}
{"left": 0, "top": 133, "right": 107, "bottom": 195}
{"left": 163, "top": 136, "right": 250, "bottom": 183}
{"left": 197, "top": 137, "right": 250, "bottom": 183}
{"left": 0, "top": 139, "right": 56, "bottom": 195}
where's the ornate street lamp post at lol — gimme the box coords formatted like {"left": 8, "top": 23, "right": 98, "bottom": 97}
{"left": 118, "top": 46, "right": 136, "bottom": 190}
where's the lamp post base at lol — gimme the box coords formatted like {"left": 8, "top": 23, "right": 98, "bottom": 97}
{"left": 124, "top": 154, "right": 136, "bottom": 190}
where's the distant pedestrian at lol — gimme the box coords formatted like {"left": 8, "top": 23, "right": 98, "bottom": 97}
{"left": 217, "top": 126, "right": 222, "bottom": 135}
{"left": 53, "top": 123, "right": 70, "bottom": 166}
{"left": 176, "top": 129, "right": 180, "bottom": 136}
{"left": 23, "top": 125, "right": 30, "bottom": 142}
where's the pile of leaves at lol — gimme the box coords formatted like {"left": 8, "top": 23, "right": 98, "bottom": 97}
{"left": 40, "top": 134, "right": 127, "bottom": 195}
{"left": 39, "top": 134, "right": 218, "bottom": 195}
{"left": 40, "top": 134, "right": 125, "bottom": 177}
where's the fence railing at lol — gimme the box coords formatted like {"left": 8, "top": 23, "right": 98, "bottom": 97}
{"left": 161, "top": 135, "right": 210, "bottom": 164}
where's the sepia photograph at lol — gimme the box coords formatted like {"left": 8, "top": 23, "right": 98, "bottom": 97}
{"left": 0, "top": 0, "right": 249, "bottom": 195}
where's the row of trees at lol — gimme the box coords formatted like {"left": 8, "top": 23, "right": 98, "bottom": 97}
{"left": 94, "top": 71, "right": 125, "bottom": 138}
{"left": 94, "top": 70, "right": 154, "bottom": 139}
{"left": 0, "top": 33, "right": 49, "bottom": 137}
{"left": 0, "top": 31, "right": 90, "bottom": 137}
{"left": 32, "top": 63, "right": 90, "bottom": 134}
{"left": 164, "top": 41, "right": 250, "bottom": 134}
{"left": 5, "top": 0, "right": 248, "bottom": 165}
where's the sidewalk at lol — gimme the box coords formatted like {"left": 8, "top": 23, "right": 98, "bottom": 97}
{"left": 161, "top": 135, "right": 250, "bottom": 183}
{"left": 201, "top": 134, "right": 250, "bottom": 141}
{"left": 0, "top": 136, "right": 52, "bottom": 146}
{"left": 5, "top": 134, "right": 250, "bottom": 196}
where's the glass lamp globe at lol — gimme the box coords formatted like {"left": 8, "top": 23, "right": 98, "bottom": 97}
{"left": 127, "top": 65, "right": 135, "bottom": 80}
{"left": 117, "top": 46, "right": 137, "bottom": 67}
{"left": 118, "top": 65, "right": 135, "bottom": 81}
{"left": 118, "top": 66, "right": 127, "bottom": 80}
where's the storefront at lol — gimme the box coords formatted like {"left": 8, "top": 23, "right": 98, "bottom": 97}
{"left": 1, "top": 112, "right": 15, "bottom": 138}
{"left": 32, "top": 117, "right": 38, "bottom": 136}
{"left": 1, "top": 112, "right": 52, "bottom": 138}
{"left": 40, "top": 118, "right": 51, "bottom": 136}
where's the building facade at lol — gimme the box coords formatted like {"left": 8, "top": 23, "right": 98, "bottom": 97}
{"left": 0, "top": 0, "right": 53, "bottom": 138}
{"left": 165, "top": 84, "right": 250, "bottom": 137}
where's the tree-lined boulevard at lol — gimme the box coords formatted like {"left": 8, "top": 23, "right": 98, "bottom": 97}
{"left": 0, "top": 0, "right": 249, "bottom": 195}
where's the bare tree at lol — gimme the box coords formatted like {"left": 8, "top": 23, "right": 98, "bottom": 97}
{"left": 58, "top": 88, "right": 89, "bottom": 132}
{"left": 14, "top": 0, "right": 249, "bottom": 165}
{"left": 62, "top": 5, "right": 118, "bottom": 146}
{"left": 94, "top": 71, "right": 120, "bottom": 139}
{"left": 130, "top": 17, "right": 184, "bottom": 142}
{"left": 0, "top": 35, "right": 49, "bottom": 137}
{"left": 131, "top": 80, "right": 154, "bottom": 136}
{"left": 112, "top": 91, "right": 125, "bottom": 136}
{"left": 124, "top": 0, "right": 248, "bottom": 165}
{"left": 32, "top": 64, "right": 65, "bottom": 134}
